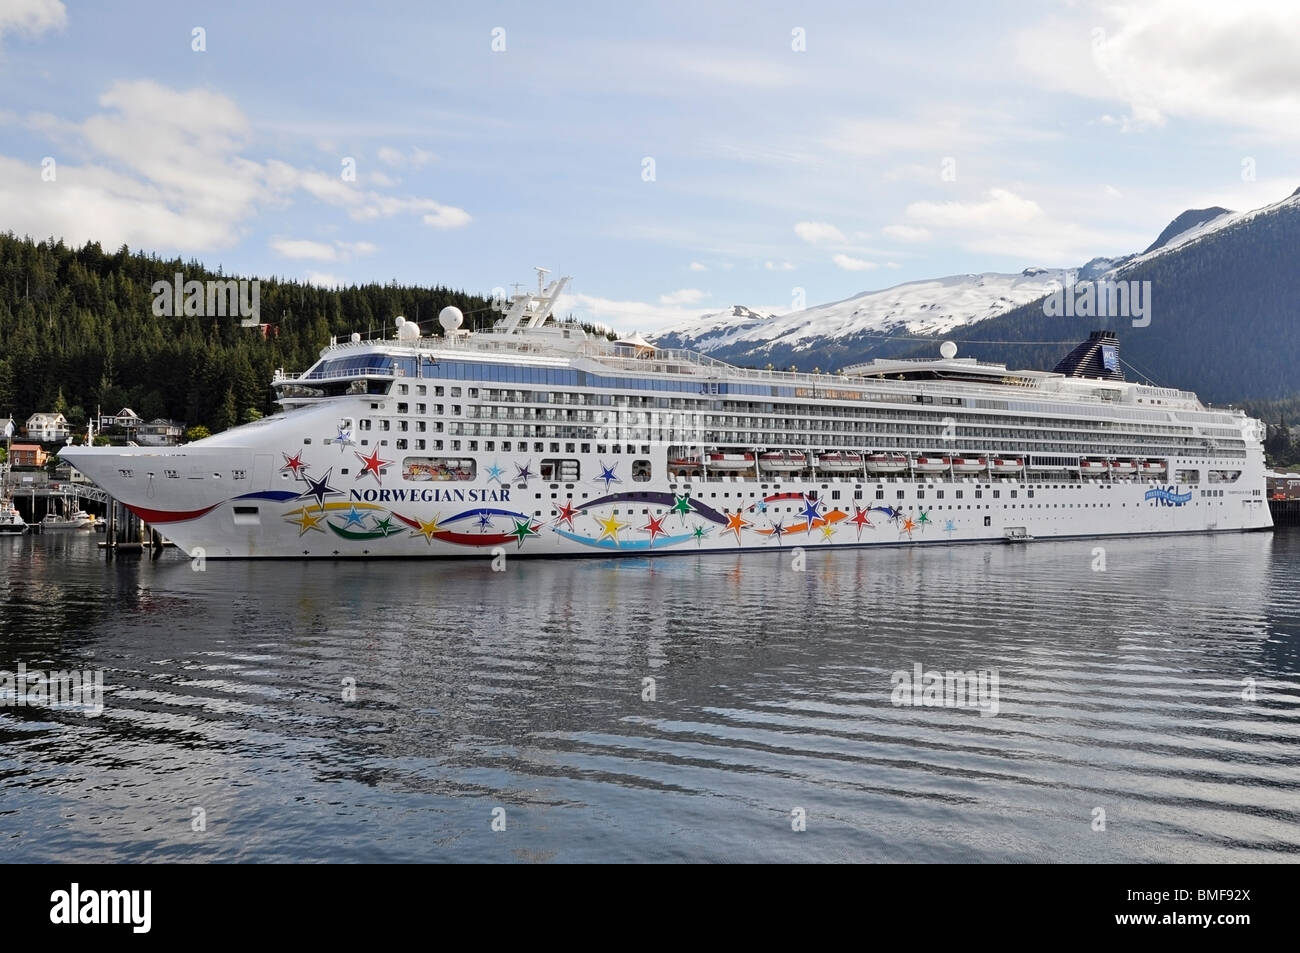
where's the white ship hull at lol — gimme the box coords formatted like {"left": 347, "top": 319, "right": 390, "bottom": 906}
{"left": 60, "top": 405, "right": 1272, "bottom": 560}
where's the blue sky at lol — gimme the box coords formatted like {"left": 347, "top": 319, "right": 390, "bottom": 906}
{"left": 1, "top": 0, "right": 1298, "bottom": 332}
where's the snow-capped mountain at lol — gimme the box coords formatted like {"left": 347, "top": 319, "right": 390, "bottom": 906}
{"left": 654, "top": 267, "right": 1096, "bottom": 357}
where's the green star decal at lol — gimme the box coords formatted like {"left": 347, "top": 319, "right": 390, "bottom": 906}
{"left": 692, "top": 525, "right": 708, "bottom": 546}
{"left": 917, "top": 510, "right": 930, "bottom": 525}
{"left": 510, "top": 518, "right": 539, "bottom": 547}
{"left": 372, "top": 515, "right": 399, "bottom": 536}
{"left": 671, "top": 494, "right": 694, "bottom": 518}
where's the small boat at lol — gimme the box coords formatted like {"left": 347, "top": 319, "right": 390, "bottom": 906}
{"left": 0, "top": 499, "right": 26, "bottom": 535}
{"left": 1109, "top": 459, "right": 1138, "bottom": 476}
{"left": 990, "top": 457, "right": 1023, "bottom": 474}
{"left": 707, "top": 453, "right": 755, "bottom": 471}
{"left": 1143, "top": 460, "right": 1167, "bottom": 475}
{"left": 39, "top": 508, "right": 96, "bottom": 531}
{"left": 816, "top": 451, "right": 864, "bottom": 472}
{"left": 758, "top": 451, "right": 806, "bottom": 472}
{"left": 865, "top": 453, "right": 908, "bottom": 474}
{"left": 912, "top": 455, "right": 950, "bottom": 474}
{"left": 1003, "top": 526, "right": 1034, "bottom": 543}
{"left": 1080, "top": 459, "right": 1108, "bottom": 477}
{"left": 951, "top": 456, "right": 987, "bottom": 473}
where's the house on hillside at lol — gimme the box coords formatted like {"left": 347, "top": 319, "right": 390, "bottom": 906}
{"left": 137, "top": 418, "right": 185, "bottom": 447}
{"left": 9, "top": 444, "right": 48, "bottom": 468}
{"left": 98, "top": 407, "right": 142, "bottom": 433}
{"left": 25, "top": 412, "right": 69, "bottom": 442}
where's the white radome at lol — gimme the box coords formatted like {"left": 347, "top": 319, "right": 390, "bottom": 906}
{"left": 439, "top": 306, "right": 464, "bottom": 332}
{"left": 940, "top": 340, "right": 958, "bottom": 359}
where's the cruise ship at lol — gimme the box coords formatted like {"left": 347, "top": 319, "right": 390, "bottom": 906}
{"left": 60, "top": 271, "right": 1272, "bottom": 559}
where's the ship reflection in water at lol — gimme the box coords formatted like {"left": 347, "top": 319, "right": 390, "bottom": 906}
{"left": 1, "top": 529, "right": 1297, "bottom": 862}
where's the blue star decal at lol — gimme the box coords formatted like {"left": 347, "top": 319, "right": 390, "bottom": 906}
{"left": 340, "top": 505, "right": 368, "bottom": 529}
{"left": 943, "top": 518, "right": 957, "bottom": 537}
{"left": 595, "top": 461, "right": 620, "bottom": 490}
{"left": 485, "top": 461, "right": 505, "bottom": 484}
{"left": 334, "top": 426, "right": 355, "bottom": 451}
{"left": 767, "top": 520, "right": 785, "bottom": 544}
{"left": 476, "top": 513, "right": 493, "bottom": 531}
{"left": 296, "top": 467, "right": 343, "bottom": 507}
{"left": 800, "top": 495, "right": 822, "bottom": 530}
{"left": 514, "top": 461, "right": 534, "bottom": 483}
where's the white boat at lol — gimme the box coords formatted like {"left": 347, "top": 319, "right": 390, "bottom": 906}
{"left": 1080, "top": 459, "right": 1109, "bottom": 477}
{"left": 950, "top": 456, "right": 986, "bottom": 473}
{"left": 1144, "top": 460, "right": 1167, "bottom": 475}
{"left": 912, "top": 455, "right": 949, "bottom": 473}
{"left": 816, "top": 451, "right": 863, "bottom": 472}
{"left": 0, "top": 499, "right": 26, "bottom": 535}
{"left": 758, "top": 451, "right": 805, "bottom": 472}
{"left": 1109, "top": 459, "right": 1138, "bottom": 476}
{"left": 707, "top": 453, "right": 754, "bottom": 471}
{"left": 39, "top": 508, "right": 96, "bottom": 530}
{"left": 54, "top": 282, "right": 1272, "bottom": 560}
{"left": 865, "top": 453, "right": 908, "bottom": 474}
{"left": 1003, "top": 527, "right": 1034, "bottom": 543}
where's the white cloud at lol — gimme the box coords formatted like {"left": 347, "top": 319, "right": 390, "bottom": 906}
{"left": 377, "top": 146, "right": 436, "bottom": 167}
{"left": 882, "top": 224, "right": 931, "bottom": 242}
{"left": 557, "top": 292, "right": 729, "bottom": 335}
{"left": 305, "top": 271, "right": 345, "bottom": 288}
{"left": 1017, "top": 0, "right": 1300, "bottom": 138}
{"left": 794, "top": 221, "right": 846, "bottom": 244}
{"left": 271, "top": 238, "right": 378, "bottom": 261}
{"left": 659, "top": 288, "right": 707, "bottom": 305}
{"left": 764, "top": 260, "right": 795, "bottom": 271}
{"left": 832, "top": 254, "right": 876, "bottom": 271}
{"left": 905, "top": 188, "right": 1044, "bottom": 230}
{"left": 688, "top": 261, "right": 707, "bottom": 272}
{"left": 0, "top": 79, "right": 470, "bottom": 253}
{"left": 0, "top": 0, "right": 65, "bottom": 44}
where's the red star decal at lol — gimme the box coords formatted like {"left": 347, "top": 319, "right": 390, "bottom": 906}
{"left": 642, "top": 513, "right": 669, "bottom": 546}
{"left": 354, "top": 448, "right": 392, "bottom": 483}
{"left": 850, "top": 506, "right": 873, "bottom": 538}
{"left": 280, "top": 451, "right": 309, "bottom": 478}
{"left": 555, "top": 499, "right": 579, "bottom": 529}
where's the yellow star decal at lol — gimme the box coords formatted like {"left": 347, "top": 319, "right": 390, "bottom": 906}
{"left": 412, "top": 513, "right": 443, "bottom": 543}
{"left": 820, "top": 524, "right": 835, "bottom": 541}
{"left": 288, "top": 506, "right": 325, "bottom": 536}
{"left": 595, "top": 512, "right": 627, "bottom": 545}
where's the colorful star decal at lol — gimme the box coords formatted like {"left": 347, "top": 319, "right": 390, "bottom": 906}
{"left": 411, "top": 514, "right": 444, "bottom": 543}
{"left": 514, "top": 461, "right": 534, "bottom": 483}
{"left": 800, "top": 495, "right": 823, "bottom": 530}
{"left": 280, "top": 451, "right": 309, "bottom": 479}
{"left": 670, "top": 494, "right": 694, "bottom": 523}
{"left": 849, "top": 506, "right": 873, "bottom": 539}
{"left": 767, "top": 519, "right": 786, "bottom": 543}
{"left": 476, "top": 513, "right": 494, "bottom": 531}
{"left": 339, "top": 505, "right": 369, "bottom": 529}
{"left": 485, "top": 461, "right": 505, "bottom": 484}
{"left": 595, "top": 461, "right": 621, "bottom": 490}
{"left": 821, "top": 524, "right": 835, "bottom": 542}
{"left": 287, "top": 506, "right": 326, "bottom": 536}
{"left": 595, "top": 513, "right": 626, "bottom": 545}
{"left": 917, "top": 510, "right": 931, "bottom": 525}
{"left": 900, "top": 516, "right": 917, "bottom": 537}
{"left": 371, "top": 514, "right": 400, "bottom": 536}
{"left": 354, "top": 448, "right": 392, "bottom": 482}
{"left": 510, "top": 518, "right": 541, "bottom": 547}
{"left": 725, "top": 510, "right": 750, "bottom": 543}
{"left": 554, "top": 499, "right": 579, "bottom": 529}
{"left": 642, "top": 513, "right": 669, "bottom": 546}
{"left": 943, "top": 518, "right": 957, "bottom": 537}
{"left": 334, "top": 425, "right": 355, "bottom": 450}
{"left": 693, "top": 525, "right": 708, "bottom": 546}
{"left": 296, "top": 468, "right": 343, "bottom": 507}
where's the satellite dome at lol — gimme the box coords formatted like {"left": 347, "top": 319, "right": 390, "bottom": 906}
{"left": 940, "top": 340, "right": 958, "bottom": 359}
{"left": 439, "top": 306, "right": 464, "bottom": 332}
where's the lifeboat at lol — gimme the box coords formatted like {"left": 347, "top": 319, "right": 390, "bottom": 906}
{"left": 1143, "top": 459, "right": 1167, "bottom": 475}
{"left": 912, "top": 455, "right": 950, "bottom": 473}
{"left": 1079, "top": 459, "right": 1109, "bottom": 477}
{"left": 865, "top": 453, "right": 908, "bottom": 474}
{"left": 758, "top": 451, "right": 806, "bottom": 472}
{"left": 1109, "top": 459, "right": 1138, "bottom": 476}
{"left": 706, "top": 452, "right": 755, "bottom": 471}
{"left": 990, "top": 457, "right": 1023, "bottom": 474}
{"left": 667, "top": 454, "right": 704, "bottom": 470}
{"left": 816, "top": 451, "right": 864, "bottom": 473}
{"left": 951, "top": 456, "right": 987, "bottom": 474}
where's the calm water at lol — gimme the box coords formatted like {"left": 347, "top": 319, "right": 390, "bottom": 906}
{"left": 1, "top": 530, "right": 1298, "bottom": 863}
